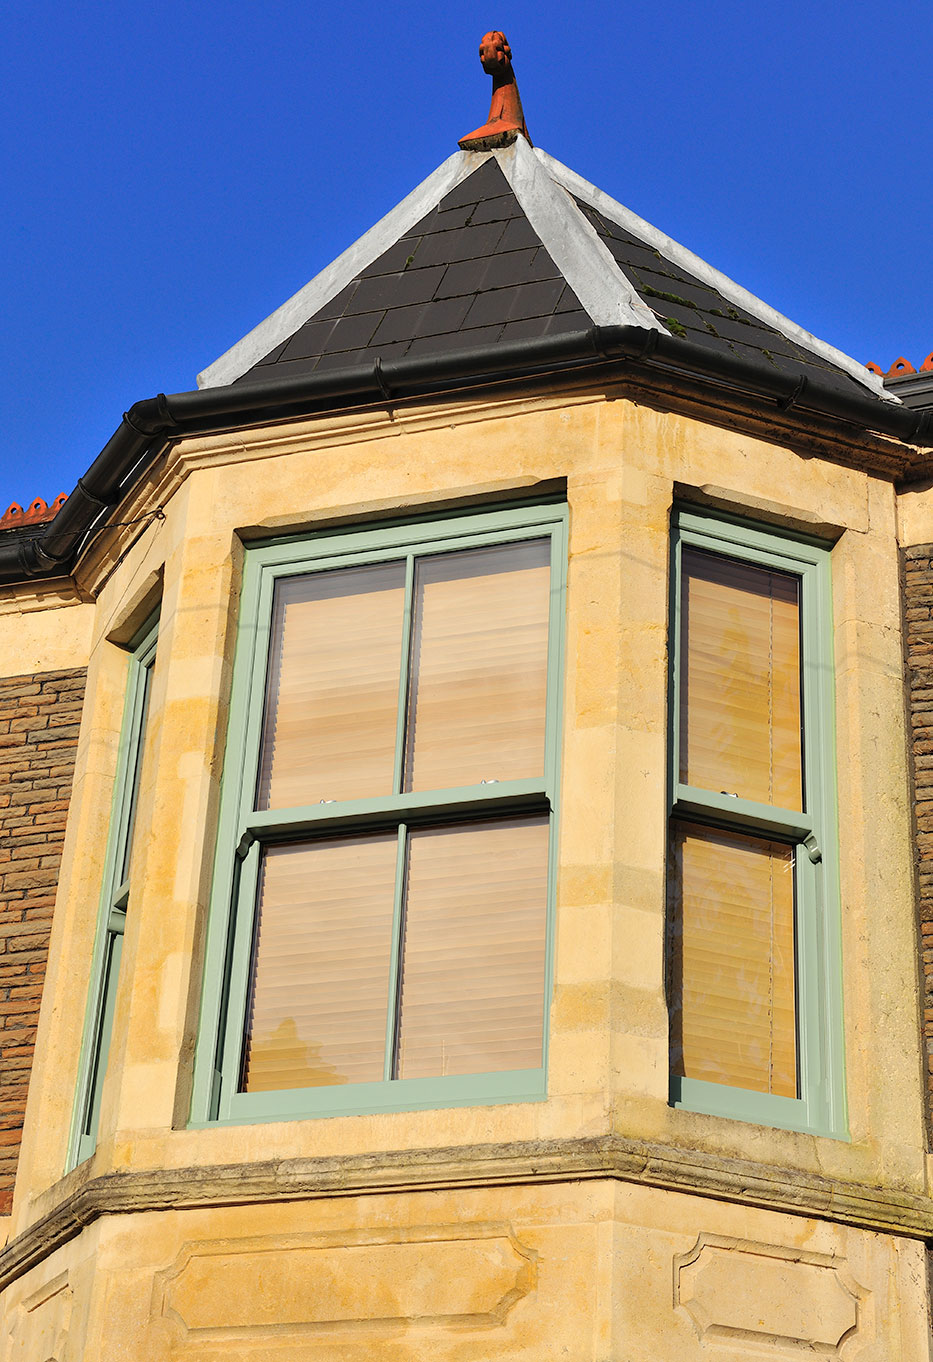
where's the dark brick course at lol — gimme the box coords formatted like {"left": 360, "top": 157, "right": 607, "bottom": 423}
{"left": 0, "top": 666, "right": 85, "bottom": 1212}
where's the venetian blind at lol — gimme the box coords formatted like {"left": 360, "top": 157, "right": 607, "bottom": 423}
{"left": 405, "top": 541, "right": 550, "bottom": 792}
{"left": 256, "top": 563, "right": 406, "bottom": 809}
{"left": 680, "top": 549, "right": 802, "bottom": 809}
{"left": 395, "top": 816, "right": 549, "bottom": 1079}
{"left": 669, "top": 823, "right": 797, "bottom": 1098}
{"left": 240, "top": 834, "right": 398, "bottom": 1092}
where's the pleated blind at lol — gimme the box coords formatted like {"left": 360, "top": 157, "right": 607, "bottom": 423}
{"left": 396, "top": 817, "right": 549, "bottom": 1079}
{"left": 256, "top": 563, "right": 406, "bottom": 809}
{"left": 405, "top": 541, "right": 550, "bottom": 792}
{"left": 680, "top": 549, "right": 802, "bottom": 809}
{"left": 240, "top": 532, "right": 555, "bottom": 1096}
{"left": 240, "top": 834, "right": 398, "bottom": 1092}
{"left": 669, "top": 823, "right": 797, "bottom": 1097}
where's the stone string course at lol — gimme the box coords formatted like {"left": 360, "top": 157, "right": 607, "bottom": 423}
{"left": 0, "top": 668, "right": 85, "bottom": 1213}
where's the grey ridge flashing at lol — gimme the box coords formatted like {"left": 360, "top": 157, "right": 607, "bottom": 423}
{"left": 3, "top": 1133, "right": 933, "bottom": 1294}
{"left": 536, "top": 148, "right": 893, "bottom": 404}
{"left": 496, "top": 138, "right": 665, "bottom": 333}
{"left": 197, "top": 149, "right": 496, "bottom": 389}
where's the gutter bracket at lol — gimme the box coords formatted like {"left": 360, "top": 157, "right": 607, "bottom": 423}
{"left": 372, "top": 358, "right": 393, "bottom": 404}
{"left": 776, "top": 375, "right": 808, "bottom": 412}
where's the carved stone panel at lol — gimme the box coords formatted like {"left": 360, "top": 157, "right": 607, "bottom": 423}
{"left": 5, "top": 1270, "right": 73, "bottom": 1362}
{"left": 153, "top": 1223, "right": 536, "bottom": 1349}
{"left": 674, "top": 1235, "right": 865, "bottom": 1354}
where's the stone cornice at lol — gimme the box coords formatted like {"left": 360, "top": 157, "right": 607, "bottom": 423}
{"left": 2, "top": 1134, "right": 931, "bottom": 1293}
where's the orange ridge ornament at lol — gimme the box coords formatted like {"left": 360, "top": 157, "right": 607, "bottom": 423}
{"left": 458, "top": 32, "right": 532, "bottom": 151}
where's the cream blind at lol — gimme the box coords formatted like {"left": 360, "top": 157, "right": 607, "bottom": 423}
{"left": 669, "top": 823, "right": 797, "bottom": 1097}
{"left": 396, "top": 816, "right": 549, "bottom": 1079}
{"left": 405, "top": 541, "right": 550, "bottom": 792}
{"left": 680, "top": 549, "right": 802, "bottom": 809}
{"left": 240, "top": 834, "right": 398, "bottom": 1092}
{"left": 256, "top": 563, "right": 406, "bottom": 809}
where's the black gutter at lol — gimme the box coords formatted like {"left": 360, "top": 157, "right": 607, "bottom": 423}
{"left": 4, "top": 324, "right": 933, "bottom": 585}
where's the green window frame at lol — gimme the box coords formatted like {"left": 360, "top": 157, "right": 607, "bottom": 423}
{"left": 668, "top": 508, "right": 847, "bottom": 1138}
{"left": 191, "top": 502, "right": 566, "bottom": 1126}
{"left": 68, "top": 615, "right": 158, "bottom": 1168}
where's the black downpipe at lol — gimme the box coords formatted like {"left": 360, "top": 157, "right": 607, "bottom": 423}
{"left": 3, "top": 325, "right": 931, "bottom": 585}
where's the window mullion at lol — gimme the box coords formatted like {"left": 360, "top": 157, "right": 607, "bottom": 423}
{"left": 392, "top": 555, "right": 416, "bottom": 797}
{"left": 384, "top": 823, "right": 409, "bottom": 1082}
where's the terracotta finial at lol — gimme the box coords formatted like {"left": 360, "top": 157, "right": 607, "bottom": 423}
{"left": 458, "top": 32, "right": 532, "bottom": 151}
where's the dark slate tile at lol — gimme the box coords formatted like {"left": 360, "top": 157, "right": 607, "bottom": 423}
{"left": 497, "top": 215, "right": 542, "bottom": 252}
{"left": 503, "top": 277, "right": 566, "bottom": 320}
{"left": 498, "top": 313, "right": 582, "bottom": 342}
{"left": 544, "top": 309, "right": 590, "bottom": 335}
{"left": 413, "top": 220, "right": 509, "bottom": 269}
{"left": 437, "top": 159, "right": 512, "bottom": 210}
{"left": 432, "top": 203, "right": 479, "bottom": 231}
{"left": 323, "top": 311, "right": 384, "bottom": 352}
{"left": 652, "top": 302, "right": 712, "bottom": 338}
{"left": 311, "top": 281, "right": 360, "bottom": 321}
{"left": 630, "top": 274, "right": 721, "bottom": 314}
{"left": 370, "top": 295, "right": 473, "bottom": 345}
{"left": 433, "top": 257, "right": 493, "bottom": 300}
{"left": 700, "top": 309, "right": 782, "bottom": 346}
{"left": 462, "top": 287, "right": 524, "bottom": 330}
{"left": 408, "top": 294, "right": 476, "bottom": 339}
{"left": 344, "top": 265, "right": 445, "bottom": 314}
{"left": 365, "top": 235, "right": 424, "bottom": 275}
{"left": 280, "top": 318, "right": 337, "bottom": 362}
{"left": 481, "top": 247, "right": 559, "bottom": 291}
{"left": 555, "top": 284, "right": 583, "bottom": 313}
{"left": 405, "top": 326, "right": 505, "bottom": 357}
{"left": 469, "top": 194, "right": 523, "bottom": 225}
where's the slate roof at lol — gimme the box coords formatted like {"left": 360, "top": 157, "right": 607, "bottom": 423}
{"left": 238, "top": 161, "right": 589, "bottom": 387}
{"left": 573, "top": 199, "right": 869, "bottom": 404}
{"left": 198, "top": 140, "right": 895, "bottom": 413}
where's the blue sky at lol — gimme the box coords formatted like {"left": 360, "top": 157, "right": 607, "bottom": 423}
{"left": 2, "top": 1, "right": 930, "bottom": 507}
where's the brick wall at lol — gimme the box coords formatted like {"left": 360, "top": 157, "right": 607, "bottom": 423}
{"left": 0, "top": 667, "right": 85, "bottom": 1212}
{"left": 904, "top": 546, "right": 933, "bottom": 1135}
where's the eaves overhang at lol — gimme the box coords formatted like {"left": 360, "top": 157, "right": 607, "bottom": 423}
{"left": 3, "top": 324, "right": 932, "bottom": 588}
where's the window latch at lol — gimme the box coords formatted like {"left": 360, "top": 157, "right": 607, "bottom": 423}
{"left": 803, "top": 832, "right": 821, "bottom": 864}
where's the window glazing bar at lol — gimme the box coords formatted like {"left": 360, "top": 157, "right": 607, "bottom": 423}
{"left": 242, "top": 779, "right": 549, "bottom": 842}
{"left": 673, "top": 784, "right": 813, "bottom": 844}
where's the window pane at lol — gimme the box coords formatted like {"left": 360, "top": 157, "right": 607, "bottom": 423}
{"left": 669, "top": 822, "right": 797, "bottom": 1098}
{"left": 396, "top": 817, "right": 549, "bottom": 1079}
{"left": 240, "top": 834, "right": 398, "bottom": 1092}
{"left": 256, "top": 563, "right": 406, "bottom": 810}
{"left": 680, "top": 548, "right": 802, "bottom": 810}
{"left": 405, "top": 541, "right": 550, "bottom": 792}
